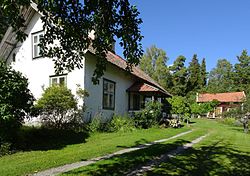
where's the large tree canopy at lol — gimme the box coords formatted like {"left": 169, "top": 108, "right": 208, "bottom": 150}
{"left": 139, "top": 45, "right": 172, "bottom": 89}
{"left": 207, "top": 59, "right": 234, "bottom": 93}
{"left": 1, "top": 0, "right": 143, "bottom": 83}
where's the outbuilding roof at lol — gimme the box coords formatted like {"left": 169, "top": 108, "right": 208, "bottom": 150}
{"left": 197, "top": 91, "right": 246, "bottom": 103}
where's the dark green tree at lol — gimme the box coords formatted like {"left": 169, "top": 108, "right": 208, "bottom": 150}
{"left": 234, "top": 50, "right": 250, "bottom": 90}
{"left": 170, "top": 55, "right": 188, "bottom": 96}
{"left": 140, "top": 45, "right": 172, "bottom": 89}
{"left": 187, "top": 54, "right": 201, "bottom": 91}
{"left": 1, "top": 0, "right": 143, "bottom": 83}
{"left": 0, "top": 61, "right": 34, "bottom": 144}
{"left": 207, "top": 59, "right": 234, "bottom": 92}
{"left": 199, "top": 58, "right": 207, "bottom": 88}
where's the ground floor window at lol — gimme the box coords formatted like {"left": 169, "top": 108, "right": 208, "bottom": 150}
{"left": 103, "top": 78, "right": 115, "bottom": 110}
{"left": 49, "top": 74, "right": 67, "bottom": 86}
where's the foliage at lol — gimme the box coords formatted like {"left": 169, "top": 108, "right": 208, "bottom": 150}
{"left": 88, "top": 115, "right": 102, "bottom": 133}
{"left": 199, "top": 58, "right": 207, "bottom": 87}
{"left": 168, "top": 96, "right": 190, "bottom": 117}
{"left": 35, "top": 85, "right": 81, "bottom": 129}
{"left": 170, "top": 55, "right": 188, "bottom": 96}
{"left": 168, "top": 96, "right": 191, "bottom": 124}
{"left": 0, "top": 142, "right": 11, "bottom": 157}
{"left": 1, "top": 0, "right": 143, "bottom": 83}
{"left": 134, "top": 101, "right": 162, "bottom": 129}
{"left": 0, "top": 61, "right": 34, "bottom": 144}
{"left": 191, "top": 101, "right": 219, "bottom": 116}
{"left": 187, "top": 54, "right": 201, "bottom": 91}
{"left": 234, "top": 50, "right": 250, "bottom": 90}
{"left": 140, "top": 45, "right": 172, "bottom": 89}
{"left": 207, "top": 59, "right": 234, "bottom": 93}
{"left": 14, "top": 126, "right": 88, "bottom": 151}
{"left": 107, "top": 115, "right": 135, "bottom": 132}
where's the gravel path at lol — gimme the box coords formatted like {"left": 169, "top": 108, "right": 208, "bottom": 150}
{"left": 32, "top": 130, "right": 193, "bottom": 176}
{"left": 126, "top": 134, "right": 209, "bottom": 176}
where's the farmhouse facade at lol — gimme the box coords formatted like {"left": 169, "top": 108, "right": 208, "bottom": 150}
{"left": 0, "top": 3, "right": 171, "bottom": 122}
{"left": 196, "top": 91, "right": 246, "bottom": 117}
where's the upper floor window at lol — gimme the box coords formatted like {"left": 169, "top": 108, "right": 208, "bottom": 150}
{"left": 32, "top": 31, "right": 44, "bottom": 58}
{"left": 103, "top": 78, "right": 115, "bottom": 110}
{"left": 50, "top": 74, "right": 67, "bottom": 86}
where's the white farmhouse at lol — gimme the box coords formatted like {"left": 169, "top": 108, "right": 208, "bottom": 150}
{"left": 0, "top": 3, "right": 171, "bottom": 122}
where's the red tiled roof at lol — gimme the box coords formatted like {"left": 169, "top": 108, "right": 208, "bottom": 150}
{"left": 197, "top": 92, "right": 246, "bottom": 103}
{"left": 105, "top": 52, "right": 171, "bottom": 96}
{"left": 127, "top": 82, "right": 165, "bottom": 93}
{"left": 88, "top": 50, "right": 171, "bottom": 96}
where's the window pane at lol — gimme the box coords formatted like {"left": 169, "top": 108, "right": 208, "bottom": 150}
{"left": 103, "top": 79, "right": 115, "bottom": 109}
{"left": 52, "top": 78, "right": 58, "bottom": 85}
{"left": 39, "top": 34, "right": 44, "bottom": 41}
{"left": 109, "top": 83, "right": 114, "bottom": 92}
{"left": 34, "top": 45, "right": 38, "bottom": 57}
{"left": 103, "top": 94, "right": 109, "bottom": 108}
{"left": 109, "top": 94, "right": 114, "bottom": 108}
{"left": 59, "top": 77, "right": 65, "bottom": 85}
{"left": 34, "top": 36, "right": 38, "bottom": 43}
{"left": 145, "top": 97, "right": 152, "bottom": 103}
{"left": 104, "top": 81, "right": 108, "bottom": 91}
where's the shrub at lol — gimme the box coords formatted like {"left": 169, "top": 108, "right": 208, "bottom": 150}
{"left": 107, "top": 115, "right": 135, "bottom": 132}
{"left": 88, "top": 115, "right": 102, "bottom": 133}
{"left": 0, "top": 142, "right": 12, "bottom": 157}
{"left": 0, "top": 61, "right": 34, "bottom": 145}
{"left": 35, "top": 85, "right": 82, "bottom": 129}
{"left": 134, "top": 101, "right": 162, "bottom": 129}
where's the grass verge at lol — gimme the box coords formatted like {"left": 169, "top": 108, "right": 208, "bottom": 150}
{"left": 61, "top": 127, "right": 207, "bottom": 176}
{"left": 0, "top": 126, "right": 189, "bottom": 176}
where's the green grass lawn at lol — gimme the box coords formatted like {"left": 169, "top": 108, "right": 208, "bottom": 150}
{"left": 61, "top": 119, "right": 250, "bottom": 176}
{"left": 146, "top": 119, "right": 250, "bottom": 176}
{"left": 0, "top": 126, "right": 189, "bottom": 176}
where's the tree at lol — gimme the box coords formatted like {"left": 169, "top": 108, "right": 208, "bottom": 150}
{"left": 170, "top": 55, "right": 188, "bottom": 96}
{"left": 1, "top": 0, "right": 143, "bottom": 83}
{"left": 0, "top": 61, "right": 34, "bottom": 143}
{"left": 234, "top": 50, "right": 250, "bottom": 90}
{"left": 168, "top": 96, "right": 191, "bottom": 124}
{"left": 199, "top": 58, "right": 207, "bottom": 88}
{"left": 207, "top": 59, "right": 234, "bottom": 93}
{"left": 187, "top": 54, "right": 200, "bottom": 92}
{"left": 140, "top": 45, "right": 172, "bottom": 89}
{"left": 35, "top": 85, "right": 79, "bottom": 129}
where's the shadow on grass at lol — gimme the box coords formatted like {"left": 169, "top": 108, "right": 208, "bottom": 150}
{"left": 62, "top": 139, "right": 190, "bottom": 176}
{"left": 13, "top": 126, "right": 89, "bottom": 151}
{"left": 63, "top": 139, "right": 250, "bottom": 176}
{"left": 146, "top": 141, "right": 250, "bottom": 176}
{"left": 117, "top": 138, "right": 150, "bottom": 149}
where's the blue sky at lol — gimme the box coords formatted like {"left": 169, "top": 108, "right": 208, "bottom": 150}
{"left": 115, "top": 0, "right": 250, "bottom": 71}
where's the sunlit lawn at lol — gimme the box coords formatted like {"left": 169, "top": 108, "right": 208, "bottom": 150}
{"left": 61, "top": 119, "right": 250, "bottom": 176}
{"left": 146, "top": 119, "right": 250, "bottom": 176}
{"left": 0, "top": 125, "right": 189, "bottom": 176}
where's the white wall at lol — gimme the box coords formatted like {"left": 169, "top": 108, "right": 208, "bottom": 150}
{"left": 9, "top": 13, "right": 85, "bottom": 101}
{"left": 6, "top": 11, "right": 137, "bottom": 123}
{"left": 84, "top": 53, "right": 136, "bottom": 121}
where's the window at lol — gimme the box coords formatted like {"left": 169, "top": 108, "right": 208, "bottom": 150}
{"left": 132, "top": 94, "right": 140, "bottom": 110}
{"left": 50, "top": 75, "right": 67, "bottom": 86}
{"left": 103, "top": 79, "right": 115, "bottom": 110}
{"left": 32, "top": 31, "right": 44, "bottom": 58}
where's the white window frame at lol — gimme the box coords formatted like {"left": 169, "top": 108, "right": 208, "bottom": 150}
{"left": 49, "top": 75, "right": 67, "bottom": 86}
{"left": 32, "top": 30, "right": 44, "bottom": 58}
{"left": 103, "top": 78, "right": 116, "bottom": 110}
